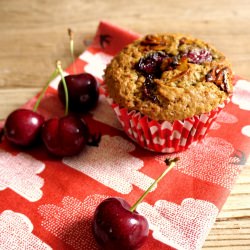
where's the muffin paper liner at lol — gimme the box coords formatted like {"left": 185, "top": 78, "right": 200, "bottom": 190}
{"left": 109, "top": 98, "right": 229, "bottom": 153}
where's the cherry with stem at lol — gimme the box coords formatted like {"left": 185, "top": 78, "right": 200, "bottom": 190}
{"left": 58, "top": 29, "right": 99, "bottom": 113}
{"left": 93, "top": 157, "right": 179, "bottom": 250}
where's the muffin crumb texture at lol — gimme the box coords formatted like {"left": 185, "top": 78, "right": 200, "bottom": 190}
{"left": 105, "top": 34, "right": 233, "bottom": 122}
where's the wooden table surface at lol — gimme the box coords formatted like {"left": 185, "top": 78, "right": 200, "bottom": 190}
{"left": 0, "top": 0, "right": 249, "bottom": 249}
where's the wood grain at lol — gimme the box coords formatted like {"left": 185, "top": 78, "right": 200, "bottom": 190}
{"left": 0, "top": 0, "right": 249, "bottom": 249}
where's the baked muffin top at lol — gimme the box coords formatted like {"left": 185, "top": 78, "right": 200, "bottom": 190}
{"left": 105, "top": 33, "right": 233, "bottom": 122}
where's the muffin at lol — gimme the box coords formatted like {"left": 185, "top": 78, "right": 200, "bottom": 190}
{"left": 104, "top": 33, "right": 233, "bottom": 153}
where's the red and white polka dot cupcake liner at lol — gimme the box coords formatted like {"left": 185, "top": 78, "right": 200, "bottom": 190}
{"left": 108, "top": 99, "right": 229, "bottom": 153}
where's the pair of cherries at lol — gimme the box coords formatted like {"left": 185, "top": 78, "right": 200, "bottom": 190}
{"left": 3, "top": 69, "right": 99, "bottom": 157}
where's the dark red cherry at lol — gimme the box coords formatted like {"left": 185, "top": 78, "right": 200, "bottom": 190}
{"left": 136, "top": 51, "right": 168, "bottom": 76}
{"left": 58, "top": 73, "right": 99, "bottom": 113}
{"left": 41, "top": 115, "right": 89, "bottom": 157}
{"left": 4, "top": 109, "right": 44, "bottom": 147}
{"left": 92, "top": 158, "right": 179, "bottom": 250}
{"left": 93, "top": 197, "right": 149, "bottom": 250}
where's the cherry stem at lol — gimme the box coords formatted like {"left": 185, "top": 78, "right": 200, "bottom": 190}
{"left": 68, "top": 28, "right": 76, "bottom": 74}
{"left": 33, "top": 69, "right": 59, "bottom": 112}
{"left": 56, "top": 60, "right": 69, "bottom": 116}
{"left": 129, "top": 157, "right": 179, "bottom": 212}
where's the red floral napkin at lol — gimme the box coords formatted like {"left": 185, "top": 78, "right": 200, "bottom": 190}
{"left": 0, "top": 21, "right": 250, "bottom": 250}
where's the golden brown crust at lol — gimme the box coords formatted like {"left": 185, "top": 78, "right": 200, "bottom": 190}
{"left": 105, "top": 33, "right": 233, "bottom": 122}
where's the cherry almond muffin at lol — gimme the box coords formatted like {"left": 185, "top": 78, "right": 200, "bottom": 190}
{"left": 104, "top": 34, "right": 233, "bottom": 153}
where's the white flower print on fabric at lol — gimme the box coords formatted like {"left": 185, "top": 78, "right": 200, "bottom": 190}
{"left": 0, "top": 210, "right": 52, "bottom": 250}
{"left": 63, "top": 135, "right": 156, "bottom": 194}
{"left": 241, "top": 125, "right": 250, "bottom": 137}
{"left": 137, "top": 199, "right": 218, "bottom": 250}
{"left": 210, "top": 110, "right": 238, "bottom": 130}
{"left": 232, "top": 79, "right": 250, "bottom": 111}
{"left": 156, "top": 137, "right": 242, "bottom": 190}
{"left": 38, "top": 195, "right": 108, "bottom": 250}
{"left": 0, "top": 150, "right": 45, "bottom": 201}
{"left": 91, "top": 94, "right": 122, "bottom": 130}
{"left": 79, "top": 51, "right": 113, "bottom": 80}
